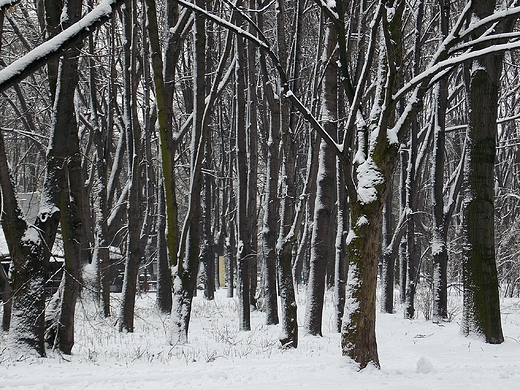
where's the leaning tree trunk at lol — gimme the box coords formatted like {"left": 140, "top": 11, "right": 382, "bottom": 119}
{"left": 39, "top": 0, "right": 85, "bottom": 356}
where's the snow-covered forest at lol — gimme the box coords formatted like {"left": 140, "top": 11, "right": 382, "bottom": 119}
{"left": 1, "top": 0, "right": 520, "bottom": 383}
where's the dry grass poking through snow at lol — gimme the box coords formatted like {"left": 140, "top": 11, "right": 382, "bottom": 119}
{"left": 67, "top": 288, "right": 338, "bottom": 366}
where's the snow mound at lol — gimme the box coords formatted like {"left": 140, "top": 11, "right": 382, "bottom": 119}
{"left": 416, "top": 356, "right": 435, "bottom": 374}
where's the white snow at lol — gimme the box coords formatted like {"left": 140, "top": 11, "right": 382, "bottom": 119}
{"left": 326, "top": 0, "right": 336, "bottom": 9}
{"left": 2, "top": 289, "right": 520, "bottom": 389}
{"left": 0, "top": 229, "right": 8, "bottom": 257}
{"left": 0, "top": 0, "right": 119, "bottom": 88}
{"left": 0, "top": 0, "right": 18, "bottom": 10}
{"left": 345, "top": 229, "right": 357, "bottom": 245}
{"left": 356, "top": 158, "right": 384, "bottom": 205}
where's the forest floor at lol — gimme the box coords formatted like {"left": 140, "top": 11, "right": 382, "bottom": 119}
{"left": 1, "top": 286, "right": 520, "bottom": 389}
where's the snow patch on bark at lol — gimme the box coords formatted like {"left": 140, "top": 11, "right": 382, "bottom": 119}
{"left": 355, "top": 215, "right": 369, "bottom": 227}
{"left": 344, "top": 264, "right": 361, "bottom": 317}
{"left": 356, "top": 158, "right": 384, "bottom": 205}
{"left": 346, "top": 229, "right": 357, "bottom": 245}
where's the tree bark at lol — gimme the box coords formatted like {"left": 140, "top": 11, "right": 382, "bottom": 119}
{"left": 171, "top": 1, "right": 207, "bottom": 343}
{"left": 304, "top": 19, "right": 337, "bottom": 336}
{"left": 461, "top": 0, "right": 510, "bottom": 343}
{"left": 236, "top": 14, "right": 251, "bottom": 330}
{"left": 119, "top": 0, "right": 145, "bottom": 333}
{"left": 431, "top": 0, "right": 450, "bottom": 323}
{"left": 380, "top": 200, "right": 395, "bottom": 314}
{"left": 156, "top": 183, "right": 173, "bottom": 313}
{"left": 275, "top": 0, "right": 298, "bottom": 349}
{"left": 0, "top": 263, "right": 12, "bottom": 331}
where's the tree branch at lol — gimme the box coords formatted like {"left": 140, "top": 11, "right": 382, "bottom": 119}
{"left": 0, "top": 0, "right": 124, "bottom": 94}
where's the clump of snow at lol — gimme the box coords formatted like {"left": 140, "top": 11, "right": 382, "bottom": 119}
{"left": 387, "top": 128, "right": 398, "bottom": 145}
{"left": 356, "top": 158, "right": 384, "bottom": 205}
{"left": 346, "top": 229, "right": 357, "bottom": 245}
{"left": 416, "top": 356, "right": 435, "bottom": 374}
{"left": 355, "top": 215, "right": 369, "bottom": 227}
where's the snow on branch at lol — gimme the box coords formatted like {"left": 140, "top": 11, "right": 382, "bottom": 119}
{"left": 0, "top": 0, "right": 19, "bottom": 11}
{"left": 393, "top": 4, "right": 520, "bottom": 104}
{"left": 395, "top": 38, "right": 520, "bottom": 104}
{"left": 173, "top": 0, "right": 343, "bottom": 158}
{"left": 456, "top": 5, "right": 520, "bottom": 43}
{"left": 0, "top": 0, "right": 124, "bottom": 94}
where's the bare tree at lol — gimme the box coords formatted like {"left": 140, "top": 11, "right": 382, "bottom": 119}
{"left": 304, "top": 17, "right": 338, "bottom": 337}
{"left": 461, "top": 0, "right": 517, "bottom": 343}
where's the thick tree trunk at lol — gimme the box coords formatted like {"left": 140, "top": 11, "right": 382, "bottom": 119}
{"left": 462, "top": 1, "right": 504, "bottom": 342}
{"left": 39, "top": 0, "right": 84, "bottom": 356}
{"left": 0, "top": 69, "right": 64, "bottom": 358}
{"left": 462, "top": 66, "right": 503, "bottom": 342}
{"left": 340, "top": 2, "right": 404, "bottom": 369}
{"left": 342, "top": 193, "right": 387, "bottom": 368}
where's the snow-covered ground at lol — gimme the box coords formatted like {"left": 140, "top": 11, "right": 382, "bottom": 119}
{"left": 1, "top": 288, "right": 520, "bottom": 389}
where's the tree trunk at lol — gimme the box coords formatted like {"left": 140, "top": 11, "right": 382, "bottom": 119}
{"left": 156, "top": 183, "right": 173, "bottom": 313}
{"left": 202, "top": 139, "right": 215, "bottom": 300}
{"left": 403, "top": 0, "right": 423, "bottom": 320}
{"left": 380, "top": 200, "right": 395, "bottom": 314}
{"left": 171, "top": 2, "right": 207, "bottom": 343}
{"left": 246, "top": 23, "right": 259, "bottom": 310}
{"left": 89, "top": 20, "right": 111, "bottom": 317}
{"left": 304, "top": 19, "right": 337, "bottom": 337}
{"left": 119, "top": 0, "right": 144, "bottom": 333}
{"left": 431, "top": 0, "right": 450, "bottom": 323}
{"left": 0, "top": 264, "right": 12, "bottom": 331}
{"left": 236, "top": 18, "right": 251, "bottom": 331}
{"left": 461, "top": 0, "right": 508, "bottom": 343}
{"left": 274, "top": 0, "right": 298, "bottom": 350}
{"left": 260, "top": 72, "right": 281, "bottom": 326}
{"left": 398, "top": 149, "right": 407, "bottom": 304}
